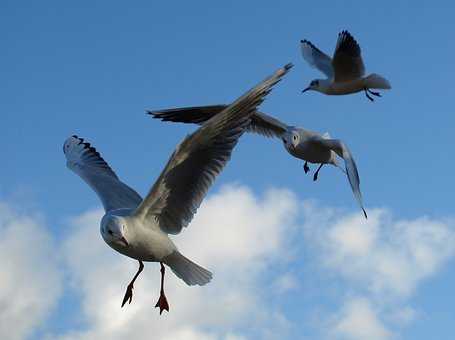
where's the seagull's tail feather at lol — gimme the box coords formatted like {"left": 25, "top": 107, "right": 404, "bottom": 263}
{"left": 365, "top": 73, "right": 391, "bottom": 89}
{"left": 164, "top": 251, "right": 212, "bottom": 286}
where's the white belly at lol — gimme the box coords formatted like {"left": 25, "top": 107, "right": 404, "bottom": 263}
{"left": 327, "top": 78, "right": 366, "bottom": 95}
{"left": 105, "top": 220, "right": 177, "bottom": 262}
{"left": 290, "top": 142, "right": 332, "bottom": 164}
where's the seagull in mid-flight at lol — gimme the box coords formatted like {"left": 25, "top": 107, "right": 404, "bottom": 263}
{"left": 300, "top": 30, "right": 391, "bottom": 101}
{"left": 148, "top": 105, "right": 367, "bottom": 219}
{"left": 63, "top": 63, "right": 292, "bottom": 314}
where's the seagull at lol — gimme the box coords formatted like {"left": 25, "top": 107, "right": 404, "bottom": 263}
{"left": 300, "top": 30, "right": 391, "bottom": 101}
{"left": 149, "top": 105, "right": 367, "bottom": 219}
{"left": 62, "top": 63, "right": 292, "bottom": 314}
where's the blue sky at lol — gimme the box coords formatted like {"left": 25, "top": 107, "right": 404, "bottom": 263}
{"left": 1, "top": 1, "right": 455, "bottom": 339}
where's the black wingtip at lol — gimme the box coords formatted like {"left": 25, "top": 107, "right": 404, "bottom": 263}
{"left": 146, "top": 110, "right": 163, "bottom": 119}
{"left": 363, "top": 208, "right": 368, "bottom": 219}
{"left": 284, "top": 62, "right": 294, "bottom": 70}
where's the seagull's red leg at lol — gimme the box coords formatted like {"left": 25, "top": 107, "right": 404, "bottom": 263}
{"left": 121, "top": 260, "right": 144, "bottom": 307}
{"left": 155, "top": 262, "right": 170, "bottom": 315}
{"left": 313, "top": 163, "right": 324, "bottom": 181}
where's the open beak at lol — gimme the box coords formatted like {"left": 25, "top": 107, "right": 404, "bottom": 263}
{"left": 120, "top": 236, "right": 129, "bottom": 247}
{"left": 301, "top": 87, "right": 310, "bottom": 94}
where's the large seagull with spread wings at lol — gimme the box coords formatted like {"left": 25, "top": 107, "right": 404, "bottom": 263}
{"left": 63, "top": 63, "right": 292, "bottom": 314}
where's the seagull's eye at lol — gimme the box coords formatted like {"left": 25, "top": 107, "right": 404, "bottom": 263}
{"left": 293, "top": 135, "right": 297, "bottom": 141}
{"left": 108, "top": 229, "right": 113, "bottom": 236}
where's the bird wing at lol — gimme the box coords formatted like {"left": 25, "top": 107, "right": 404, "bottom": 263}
{"left": 300, "top": 39, "right": 334, "bottom": 79}
{"left": 134, "top": 63, "right": 293, "bottom": 234}
{"left": 332, "top": 30, "right": 365, "bottom": 82}
{"left": 148, "top": 105, "right": 288, "bottom": 138}
{"left": 311, "top": 136, "right": 367, "bottom": 218}
{"left": 63, "top": 136, "right": 143, "bottom": 212}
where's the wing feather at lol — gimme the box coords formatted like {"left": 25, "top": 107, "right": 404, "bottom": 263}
{"left": 148, "top": 106, "right": 287, "bottom": 138}
{"left": 311, "top": 137, "right": 367, "bottom": 218}
{"left": 63, "top": 136, "right": 142, "bottom": 212}
{"left": 332, "top": 30, "right": 365, "bottom": 82}
{"left": 300, "top": 39, "right": 334, "bottom": 79}
{"left": 135, "top": 63, "right": 293, "bottom": 234}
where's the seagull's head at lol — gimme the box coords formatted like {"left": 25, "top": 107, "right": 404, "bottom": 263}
{"left": 302, "top": 79, "right": 329, "bottom": 94}
{"left": 100, "top": 215, "right": 129, "bottom": 247}
{"left": 282, "top": 129, "right": 300, "bottom": 151}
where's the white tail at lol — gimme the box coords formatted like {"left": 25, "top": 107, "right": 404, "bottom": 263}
{"left": 365, "top": 73, "right": 391, "bottom": 89}
{"left": 164, "top": 251, "right": 212, "bottom": 286}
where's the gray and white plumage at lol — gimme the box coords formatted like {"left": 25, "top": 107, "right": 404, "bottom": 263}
{"left": 63, "top": 63, "right": 292, "bottom": 295}
{"left": 148, "top": 105, "right": 287, "bottom": 139}
{"left": 300, "top": 30, "right": 391, "bottom": 99}
{"left": 149, "top": 106, "right": 367, "bottom": 218}
{"left": 300, "top": 39, "right": 334, "bottom": 79}
{"left": 282, "top": 128, "right": 367, "bottom": 218}
{"left": 64, "top": 137, "right": 142, "bottom": 211}
{"left": 300, "top": 30, "right": 365, "bottom": 82}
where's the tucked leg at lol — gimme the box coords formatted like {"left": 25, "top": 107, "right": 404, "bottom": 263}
{"left": 155, "top": 262, "right": 170, "bottom": 315}
{"left": 367, "top": 88, "right": 382, "bottom": 97}
{"left": 313, "top": 163, "right": 324, "bottom": 181}
{"left": 121, "top": 260, "right": 144, "bottom": 307}
{"left": 364, "top": 88, "right": 374, "bottom": 102}
{"left": 303, "top": 161, "right": 310, "bottom": 174}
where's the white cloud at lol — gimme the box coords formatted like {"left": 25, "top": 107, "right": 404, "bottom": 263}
{"left": 2, "top": 185, "right": 454, "bottom": 340}
{"left": 331, "top": 297, "right": 390, "bottom": 340}
{"left": 302, "top": 202, "right": 455, "bottom": 338}
{"left": 53, "top": 185, "right": 298, "bottom": 340}
{"left": 273, "top": 273, "right": 299, "bottom": 294}
{"left": 0, "top": 202, "right": 62, "bottom": 340}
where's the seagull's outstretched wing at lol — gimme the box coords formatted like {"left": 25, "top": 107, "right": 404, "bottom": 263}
{"left": 63, "top": 136, "right": 142, "bottom": 212}
{"left": 134, "top": 63, "right": 293, "bottom": 234}
{"left": 311, "top": 137, "right": 367, "bottom": 219}
{"left": 332, "top": 30, "right": 365, "bottom": 82}
{"left": 148, "top": 105, "right": 288, "bottom": 138}
{"left": 300, "top": 39, "right": 334, "bottom": 79}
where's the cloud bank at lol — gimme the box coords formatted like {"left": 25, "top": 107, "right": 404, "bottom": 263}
{"left": 1, "top": 185, "right": 454, "bottom": 340}
{"left": 55, "top": 185, "right": 298, "bottom": 340}
{"left": 0, "top": 203, "right": 62, "bottom": 340}
{"left": 302, "top": 202, "right": 455, "bottom": 339}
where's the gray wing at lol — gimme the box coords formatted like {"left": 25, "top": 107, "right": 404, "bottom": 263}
{"left": 332, "top": 30, "right": 365, "bottom": 82}
{"left": 148, "top": 106, "right": 287, "bottom": 138}
{"left": 311, "top": 137, "right": 367, "bottom": 219}
{"left": 300, "top": 39, "right": 334, "bottom": 79}
{"left": 134, "top": 63, "right": 293, "bottom": 234}
{"left": 63, "top": 136, "right": 143, "bottom": 212}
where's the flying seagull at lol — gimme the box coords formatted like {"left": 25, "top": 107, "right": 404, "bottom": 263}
{"left": 300, "top": 30, "right": 391, "bottom": 101}
{"left": 63, "top": 63, "right": 292, "bottom": 314}
{"left": 149, "top": 105, "right": 367, "bottom": 219}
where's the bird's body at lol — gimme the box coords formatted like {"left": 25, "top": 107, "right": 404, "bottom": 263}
{"left": 285, "top": 129, "right": 336, "bottom": 165}
{"left": 149, "top": 105, "right": 367, "bottom": 218}
{"left": 63, "top": 63, "right": 292, "bottom": 314}
{"left": 300, "top": 30, "right": 391, "bottom": 101}
{"left": 101, "top": 210, "right": 176, "bottom": 262}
